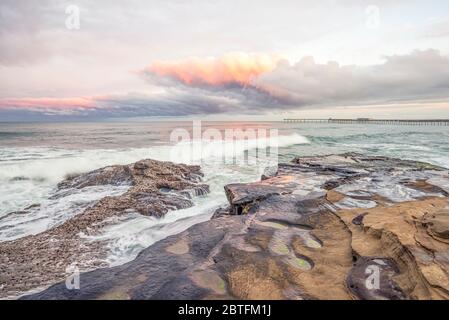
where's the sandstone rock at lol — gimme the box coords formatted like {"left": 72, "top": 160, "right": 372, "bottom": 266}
{"left": 20, "top": 154, "right": 449, "bottom": 300}
{"left": 424, "top": 209, "right": 449, "bottom": 239}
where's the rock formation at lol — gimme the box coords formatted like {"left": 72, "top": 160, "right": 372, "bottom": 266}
{"left": 13, "top": 154, "right": 449, "bottom": 299}
{"left": 0, "top": 159, "right": 209, "bottom": 298}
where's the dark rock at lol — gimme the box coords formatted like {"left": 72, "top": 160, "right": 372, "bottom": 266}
{"left": 352, "top": 213, "right": 368, "bottom": 226}
{"left": 347, "top": 257, "right": 406, "bottom": 300}
{"left": 57, "top": 165, "right": 133, "bottom": 190}
{"left": 211, "top": 206, "right": 232, "bottom": 219}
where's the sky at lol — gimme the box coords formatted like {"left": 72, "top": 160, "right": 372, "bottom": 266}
{"left": 1, "top": 0, "right": 449, "bottom": 121}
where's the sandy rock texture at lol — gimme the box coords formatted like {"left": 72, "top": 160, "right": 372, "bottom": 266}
{"left": 21, "top": 154, "right": 449, "bottom": 299}
{"left": 0, "top": 159, "right": 209, "bottom": 298}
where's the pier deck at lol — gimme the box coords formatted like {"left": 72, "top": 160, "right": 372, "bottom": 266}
{"left": 283, "top": 119, "right": 449, "bottom": 126}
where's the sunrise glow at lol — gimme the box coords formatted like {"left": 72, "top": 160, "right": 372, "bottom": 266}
{"left": 145, "top": 53, "right": 281, "bottom": 87}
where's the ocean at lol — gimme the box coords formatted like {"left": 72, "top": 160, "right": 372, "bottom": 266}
{"left": 1, "top": 121, "right": 448, "bottom": 266}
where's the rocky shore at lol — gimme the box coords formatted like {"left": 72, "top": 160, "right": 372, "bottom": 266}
{"left": 2, "top": 153, "right": 449, "bottom": 300}
{"left": 0, "top": 159, "right": 209, "bottom": 298}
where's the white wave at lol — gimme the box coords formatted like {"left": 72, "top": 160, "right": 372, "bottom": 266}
{"left": 0, "top": 185, "right": 129, "bottom": 242}
{"left": 84, "top": 197, "right": 221, "bottom": 267}
{"left": 85, "top": 156, "right": 272, "bottom": 266}
{"left": 0, "top": 133, "right": 309, "bottom": 184}
{"left": 0, "top": 132, "right": 310, "bottom": 245}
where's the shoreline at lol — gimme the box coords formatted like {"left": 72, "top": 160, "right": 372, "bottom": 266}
{"left": 1, "top": 153, "right": 449, "bottom": 299}
{"left": 0, "top": 159, "right": 209, "bottom": 298}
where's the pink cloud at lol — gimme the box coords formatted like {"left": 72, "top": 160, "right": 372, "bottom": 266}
{"left": 144, "top": 53, "right": 281, "bottom": 87}
{"left": 0, "top": 97, "right": 95, "bottom": 109}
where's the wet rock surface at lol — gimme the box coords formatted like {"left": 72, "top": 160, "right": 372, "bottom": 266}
{"left": 0, "top": 159, "right": 209, "bottom": 298}
{"left": 19, "top": 154, "right": 449, "bottom": 299}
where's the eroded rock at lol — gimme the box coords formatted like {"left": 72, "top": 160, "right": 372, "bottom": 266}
{"left": 21, "top": 154, "right": 449, "bottom": 300}
{"left": 0, "top": 159, "right": 208, "bottom": 298}
{"left": 424, "top": 208, "right": 449, "bottom": 239}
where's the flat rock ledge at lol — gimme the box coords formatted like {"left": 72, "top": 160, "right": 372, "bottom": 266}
{"left": 22, "top": 154, "right": 449, "bottom": 300}
{"left": 0, "top": 159, "right": 209, "bottom": 298}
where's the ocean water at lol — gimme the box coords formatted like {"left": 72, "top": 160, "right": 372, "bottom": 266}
{"left": 0, "top": 121, "right": 448, "bottom": 266}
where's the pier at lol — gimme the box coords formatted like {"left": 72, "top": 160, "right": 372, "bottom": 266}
{"left": 283, "top": 118, "right": 449, "bottom": 126}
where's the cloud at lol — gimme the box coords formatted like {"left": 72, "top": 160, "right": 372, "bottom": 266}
{"left": 0, "top": 97, "right": 94, "bottom": 109}
{"left": 0, "top": 91, "right": 251, "bottom": 120}
{"left": 0, "top": 97, "right": 98, "bottom": 119}
{"left": 143, "top": 53, "right": 281, "bottom": 88}
{"left": 421, "top": 18, "right": 449, "bottom": 38}
{"left": 144, "top": 49, "right": 449, "bottom": 109}
{"left": 2, "top": 49, "right": 449, "bottom": 120}
{"left": 0, "top": 0, "right": 63, "bottom": 66}
{"left": 253, "top": 49, "right": 449, "bottom": 107}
